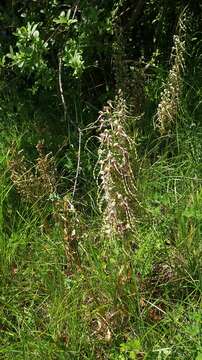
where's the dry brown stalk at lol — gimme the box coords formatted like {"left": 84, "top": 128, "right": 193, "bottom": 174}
{"left": 53, "top": 195, "right": 80, "bottom": 274}
{"left": 9, "top": 141, "right": 80, "bottom": 272}
{"left": 9, "top": 140, "right": 56, "bottom": 204}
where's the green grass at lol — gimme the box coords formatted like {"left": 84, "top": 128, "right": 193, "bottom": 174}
{"left": 0, "top": 127, "right": 201, "bottom": 360}
{"left": 0, "top": 63, "right": 202, "bottom": 360}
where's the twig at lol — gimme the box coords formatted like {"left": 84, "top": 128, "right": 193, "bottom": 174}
{"left": 72, "top": 1, "right": 79, "bottom": 19}
{"left": 58, "top": 56, "right": 69, "bottom": 138}
{"left": 144, "top": 299, "right": 166, "bottom": 315}
{"left": 73, "top": 128, "right": 82, "bottom": 197}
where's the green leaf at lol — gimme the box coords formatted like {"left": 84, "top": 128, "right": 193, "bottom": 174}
{"left": 53, "top": 11, "right": 77, "bottom": 26}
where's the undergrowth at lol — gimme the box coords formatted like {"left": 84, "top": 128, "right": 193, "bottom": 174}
{"left": 0, "top": 3, "right": 201, "bottom": 360}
